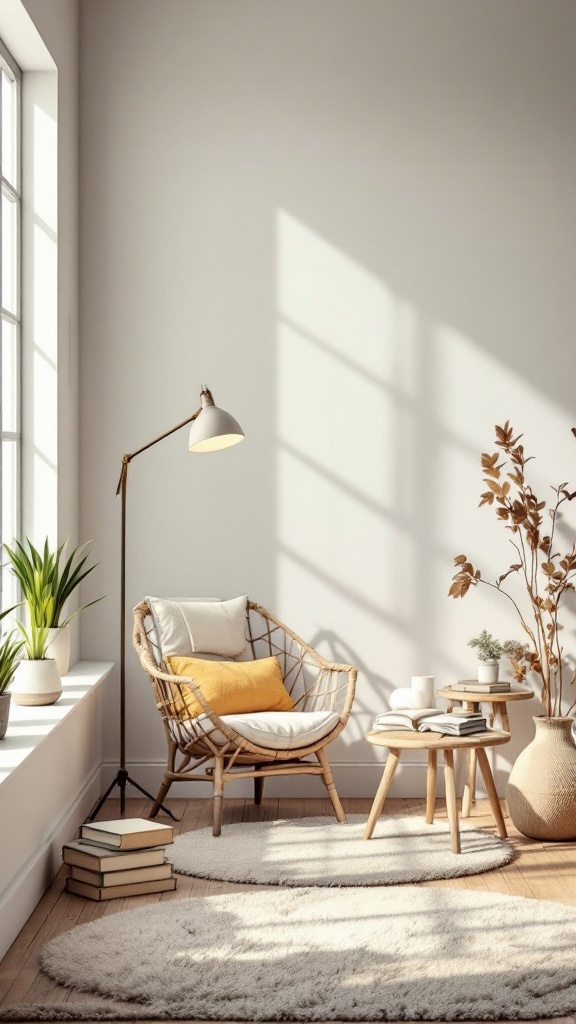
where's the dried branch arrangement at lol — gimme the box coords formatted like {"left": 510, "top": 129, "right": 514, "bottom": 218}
{"left": 450, "top": 421, "right": 576, "bottom": 718}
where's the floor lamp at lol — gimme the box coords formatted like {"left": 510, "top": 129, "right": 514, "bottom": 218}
{"left": 89, "top": 386, "right": 245, "bottom": 821}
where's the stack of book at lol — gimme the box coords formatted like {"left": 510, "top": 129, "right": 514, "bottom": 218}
{"left": 373, "top": 708, "right": 488, "bottom": 736}
{"left": 457, "top": 680, "right": 511, "bottom": 693}
{"left": 63, "top": 818, "right": 177, "bottom": 901}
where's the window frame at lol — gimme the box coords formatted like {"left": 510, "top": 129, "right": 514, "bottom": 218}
{"left": 0, "top": 37, "right": 22, "bottom": 612}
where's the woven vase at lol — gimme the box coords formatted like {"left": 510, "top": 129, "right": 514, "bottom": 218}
{"left": 506, "top": 717, "right": 576, "bottom": 840}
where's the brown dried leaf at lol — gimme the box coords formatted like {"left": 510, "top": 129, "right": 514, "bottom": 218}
{"left": 486, "top": 480, "right": 503, "bottom": 495}
{"left": 479, "top": 492, "right": 494, "bottom": 507}
{"left": 507, "top": 470, "right": 524, "bottom": 486}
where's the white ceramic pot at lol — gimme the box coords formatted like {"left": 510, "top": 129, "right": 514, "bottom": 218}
{"left": 45, "top": 624, "right": 71, "bottom": 676}
{"left": 12, "top": 659, "right": 62, "bottom": 706}
{"left": 477, "top": 659, "right": 499, "bottom": 683}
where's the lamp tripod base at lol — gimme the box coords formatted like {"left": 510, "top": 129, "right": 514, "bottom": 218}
{"left": 88, "top": 768, "right": 179, "bottom": 822}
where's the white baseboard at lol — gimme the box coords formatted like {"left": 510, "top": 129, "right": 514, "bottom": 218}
{"left": 102, "top": 758, "right": 493, "bottom": 801}
{"left": 0, "top": 766, "right": 102, "bottom": 963}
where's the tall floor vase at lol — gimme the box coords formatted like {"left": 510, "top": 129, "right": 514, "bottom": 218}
{"left": 506, "top": 717, "right": 576, "bottom": 840}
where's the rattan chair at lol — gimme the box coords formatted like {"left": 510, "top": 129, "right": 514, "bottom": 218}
{"left": 133, "top": 600, "right": 357, "bottom": 835}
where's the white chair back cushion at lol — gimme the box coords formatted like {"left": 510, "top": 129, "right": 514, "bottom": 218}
{"left": 147, "top": 595, "right": 247, "bottom": 659}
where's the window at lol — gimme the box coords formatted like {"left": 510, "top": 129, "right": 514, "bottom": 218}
{"left": 0, "top": 41, "right": 21, "bottom": 612}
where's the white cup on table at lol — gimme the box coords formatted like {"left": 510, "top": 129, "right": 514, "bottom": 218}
{"left": 411, "top": 675, "right": 435, "bottom": 706}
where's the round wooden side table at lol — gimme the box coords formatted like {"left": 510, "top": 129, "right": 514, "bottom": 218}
{"left": 364, "top": 729, "right": 510, "bottom": 854}
{"left": 436, "top": 683, "right": 535, "bottom": 818}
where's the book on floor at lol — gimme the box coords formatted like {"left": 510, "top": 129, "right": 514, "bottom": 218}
{"left": 62, "top": 839, "right": 168, "bottom": 872}
{"left": 79, "top": 818, "right": 174, "bottom": 850}
{"left": 417, "top": 713, "right": 488, "bottom": 736}
{"left": 65, "top": 875, "right": 177, "bottom": 901}
{"left": 69, "top": 862, "right": 173, "bottom": 888}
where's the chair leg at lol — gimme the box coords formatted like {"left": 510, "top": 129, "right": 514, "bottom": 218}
{"left": 316, "top": 747, "right": 346, "bottom": 823}
{"left": 254, "top": 772, "right": 264, "bottom": 806}
{"left": 149, "top": 775, "right": 172, "bottom": 819}
{"left": 213, "top": 756, "right": 224, "bottom": 837}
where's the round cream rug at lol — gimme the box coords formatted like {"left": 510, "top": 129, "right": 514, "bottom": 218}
{"left": 170, "top": 814, "right": 513, "bottom": 884}
{"left": 39, "top": 885, "right": 576, "bottom": 1020}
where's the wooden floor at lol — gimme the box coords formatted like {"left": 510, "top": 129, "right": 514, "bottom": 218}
{"left": 1, "top": 794, "right": 576, "bottom": 1023}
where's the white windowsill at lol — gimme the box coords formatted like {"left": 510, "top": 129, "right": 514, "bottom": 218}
{"left": 0, "top": 661, "right": 113, "bottom": 784}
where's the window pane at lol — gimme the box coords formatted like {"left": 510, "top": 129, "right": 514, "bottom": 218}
{"left": 2, "top": 318, "right": 18, "bottom": 433}
{"left": 2, "top": 69, "right": 17, "bottom": 188}
{"left": 2, "top": 437, "right": 17, "bottom": 536}
{"left": 2, "top": 188, "right": 18, "bottom": 315}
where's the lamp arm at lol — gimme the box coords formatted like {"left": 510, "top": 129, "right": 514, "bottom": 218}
{"left": 115, "top": 406, "right": 202, "bottom": 495}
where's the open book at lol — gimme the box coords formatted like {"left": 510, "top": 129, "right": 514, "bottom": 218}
{"left": 373, "top": 708, "right": 487, "bottom": 736}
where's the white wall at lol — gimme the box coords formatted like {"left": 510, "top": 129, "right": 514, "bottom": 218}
{"left": 79, "top": 0, "right": 576, "bottom": 797}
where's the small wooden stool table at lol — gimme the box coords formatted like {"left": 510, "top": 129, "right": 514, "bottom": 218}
{"left": 364, "top": 729, "right": 510, "bottom": 854}
{"left": 437, "top": 683, "right": 534, "bottom": 817}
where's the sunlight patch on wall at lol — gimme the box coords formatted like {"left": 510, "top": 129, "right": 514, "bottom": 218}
{"left": 275, "top": 210, "right": 420, "bottom": 703}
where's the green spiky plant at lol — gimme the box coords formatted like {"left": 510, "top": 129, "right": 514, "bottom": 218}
{"left": 4, "top": 537, "right": 103, "bottom": 659}
{"left": 0, "top": 606, "right": 24, "bottom": 693}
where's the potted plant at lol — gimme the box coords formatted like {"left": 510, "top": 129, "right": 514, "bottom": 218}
{"left": 467, "top": 629, "right": 524, "bottom": 683}
{"left": 0, "top": 615, "right": 24, "bottom": 738}
{"left": 9, "top": 582, "right": 63, "bottom": 705}
{"left": 4, "top": 537, "right": 102, "bottom": 676}
{"left": 449, "top": 421, "right": 576, "bottom": 839}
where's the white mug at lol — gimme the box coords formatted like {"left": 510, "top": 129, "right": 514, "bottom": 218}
{"left": 411, "top": 675, "right": 435, "bottom": 706}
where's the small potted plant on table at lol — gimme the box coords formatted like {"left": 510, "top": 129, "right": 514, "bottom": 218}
{"left": 468, "top": 630, "right": 524, "bottom": 683}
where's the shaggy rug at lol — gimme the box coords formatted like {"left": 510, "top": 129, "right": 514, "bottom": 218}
{"left": 170, "top": 814, "right": 513, "bottom": 884}
{"left": 13, "top": 885, "right": 576, "bottom": 1021}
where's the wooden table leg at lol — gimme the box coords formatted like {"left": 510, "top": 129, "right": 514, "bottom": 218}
{"left": 443, "top": 749, "right": 461, "bottom": 854}
{"left": 460, "top": 700, "right": 480, "bottom": 815}
{"left": 476, "top": 746, "right": 507, "bottom": 838}
{"left": 364, "top": 748, "right": 400, "bottom": 840}
{"left": 498, "top": 703, "right": 510, "bottom": 733}
{"left": 462, "top": 748, "right": 476, "bottom": 818}
{"left": 426, "top": 749, "right": 437, "bottom": 824}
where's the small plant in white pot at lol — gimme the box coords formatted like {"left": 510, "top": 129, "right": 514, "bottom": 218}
{"left": 467, "top": 629, "right": 524, "bottom": 683}
{"left": 4, "top": 537, "right": 103, "bottom": 676}
{"left": 0, "top": 625, "right": 24, "bottom": 737}
{"left": 11, "top": 597, "right": 62, "bottom": 706}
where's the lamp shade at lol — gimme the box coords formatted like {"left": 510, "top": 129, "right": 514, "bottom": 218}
{"left": 188, "top": 391, "right": 245, "bottom": 453}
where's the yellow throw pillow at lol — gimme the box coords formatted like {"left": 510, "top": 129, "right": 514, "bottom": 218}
{"left": 165, "top": 655, "right": 295, "bottom": 720}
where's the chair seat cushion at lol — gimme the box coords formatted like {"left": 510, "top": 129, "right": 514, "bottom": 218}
{"left": 173, "top": 710, "right": 341, "bottom": 751}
